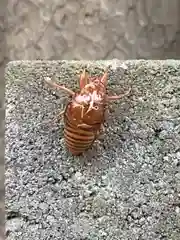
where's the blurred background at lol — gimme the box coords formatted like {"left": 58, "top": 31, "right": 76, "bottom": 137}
{"left": 5, "top": 0, "right": 180, "bottom": 61}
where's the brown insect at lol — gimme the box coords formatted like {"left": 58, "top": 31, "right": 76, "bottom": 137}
{"left": 45, "top": 69, "right": 130, "bottom": 156}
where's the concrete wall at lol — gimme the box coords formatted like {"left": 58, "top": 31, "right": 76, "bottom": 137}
{"left": 6, "top": 0, "right": 180, "bottom": 61}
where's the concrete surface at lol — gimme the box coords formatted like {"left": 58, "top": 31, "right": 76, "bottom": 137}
{"left": 6, "top": 0, "right": 180, "bottom": 61}
{"left": 5, "top": 60, "right": 180, "bottom": 239}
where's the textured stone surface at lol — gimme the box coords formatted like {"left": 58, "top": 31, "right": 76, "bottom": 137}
{"left": 5, "top": 60, "right": 180, "bottom": 239}
{"left": 6, "top": 0, "right": 180, "bottom": 61}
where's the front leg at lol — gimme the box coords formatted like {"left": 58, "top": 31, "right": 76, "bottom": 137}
{"left": 44, "top": 77, "right": 75, "bottom": 96}
{"left": 107, "top": 87, "right": 131, "bottom": 101}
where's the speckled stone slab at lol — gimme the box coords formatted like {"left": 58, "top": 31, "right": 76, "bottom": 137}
{"left": 5, "top": 60, "right": 180, "bottom": 240}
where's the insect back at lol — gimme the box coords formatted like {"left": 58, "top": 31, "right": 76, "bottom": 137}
{"left": 44, "top": 68, "right": 131, "bottom": 156}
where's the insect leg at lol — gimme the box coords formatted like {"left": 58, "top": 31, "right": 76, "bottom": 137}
{"left": 47, "top": 110, "right": 65, "bottom": 127}
{"left": 107, "top": 87, "right": 131, "bottom": 101}
{"left": 44, "top": 77, "right": 75, "bottom": 96}
{"left": 51, "top": 110, "right": 65, "bottom": 123}
{"left": 57, "top": 110, "right": 65, "bottom": 120}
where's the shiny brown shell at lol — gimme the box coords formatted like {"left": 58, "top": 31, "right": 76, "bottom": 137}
{"left": 45, "top": 69, "right": 130, "bottom": 156}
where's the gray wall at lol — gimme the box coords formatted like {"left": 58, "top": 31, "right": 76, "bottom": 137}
{"left": 6, "top": 0, "right": 180, "bottom": 61}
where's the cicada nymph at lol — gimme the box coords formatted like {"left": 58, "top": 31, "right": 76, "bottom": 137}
{"left": 45, "top": 69, "right": 130, "bottom": 155}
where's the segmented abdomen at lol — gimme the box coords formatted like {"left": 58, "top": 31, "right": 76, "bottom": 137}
{"left": 64, "top": 115, "right": 97, "bottom": 155}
